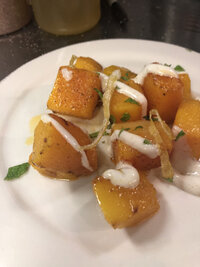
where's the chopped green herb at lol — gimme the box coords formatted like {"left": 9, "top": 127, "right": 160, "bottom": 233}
{"left": 115, "top": 85, "right": 120, "bottom": 90}
{"left": 96, "top": 72, "right": 100, "bottom": 76}
{"left": 4, "top": 162, "right": 30, "bottom": 181}
{"left": 121, "top": 76, "right": 129, "bottom": 81}
{"left": 164, "top": 63, "right": 172, "bottom": 67}
{"left": 93, "top": 88, "right": 103, "bottom": 99}
{"left": 120, "top": 112, "right": 130, "bottom": 122}
{"left": 125, "top": 98, "right": 140, "bottom": 105}
{"left": 103, "top": 131, "right": 110, "bottom": 136}
{"left": 89, "top": 131, "right": 99, "bottom": 138}
{"left": 152, "top": 117, "right": 158, "bottom": 122}
{"left": 143, "top": 115, "right": 150, "bottom": 120}
{"left": 118, "top": 127, "right": 130, "bottom": 137}
{"left": 143, "top": 139, "right": 152, "bottom": 145}
{"left": 174, "top": 65, "right": 185, "bottom": 72}
{"left": 134, "top": 125, "right": 143, "bottom": 130}
{"left": 107, "top": 115, "right": 116, "bottom": 129}
{"left": 175, "top": 130, "right": 185, "bottom": 141}
{"left": 163, "top": 177, "right": 173, "bottom": 183}
{"left": 89, "top": 131, "right": 110, "bottom": 138}
{"left": 121, "top": 72, "right": 130, "bottom": 81}
{"left": 143, "top": 115, "right": 158, "bottom": 121}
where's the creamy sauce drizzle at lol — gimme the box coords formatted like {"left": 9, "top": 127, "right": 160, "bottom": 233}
{"left": 61, "top": 68, "right": 73, "bottom": 81}
{"left": 133, "top": 63, "right": 178, "bottom": 85}
{"left": 170, "top": 125, "right": 200, "bottom": 196}
{"left": 41, "top": 114, "right": 93, "bottom": 172}
{"left": 102, "top": 162, "right": 140, "bottom": 188}
{"left": 99, "top": 73, "right": 147, "bottom": 117}
{"left": 111, "top": 130, "right": 159, "bottom": 159}
{"left": 45, "top": 64, "right": 200, "bottom": 197}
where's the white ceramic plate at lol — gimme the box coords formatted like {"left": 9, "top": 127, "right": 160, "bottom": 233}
{"left": 0, "top": 39, "right": 200, "bottom": 267}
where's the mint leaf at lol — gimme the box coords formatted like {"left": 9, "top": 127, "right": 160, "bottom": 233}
{"left": 125, "top": 98, "right": 140, "bottom": 105}
{"left": 89, "top": 131, "right": 109, "bottom": 138}
{"left": 143, "top": 139, "right": 152, "bottom": 145}
{"left": 152, "top": 117, "right": 158, "bottom": 121}
{"left": 175, "top": 130, "right": 185, "bottom": 141}
{"left": 143, "top": 115, "right": 158, "bottom": 121}
{"left": 164, "top": 63, "right": 171, "bottom": 67}
{"left": 118, "top": 127, "right": 130, "bottom": 137}
{"left": 4, "top": 162, "right": 30, "bottom": 181}
{"left": 174, "top": 65, "right": 185, "bottom": 72}
{"left": 143, "top": 115, "right": 150, "bottom": 121}
{"left": 163, "top": 177, "right": 173, "bottom": 183}
{"left": 93, "top": 88, "right": 103, "bottom": 99}
{"left": 134, "top": 125, "right": 143, "bottom": 130}
{"left": 103, "top": 131, "right": 110, "bottom": 136}
{"left": 121, "top": 72, "right": 130, "bottom": 81}
{"left": 120, "top": 112, "right": 130, "bottom": 122}
{"left": 107, "top": 115, "right": 116, "bottom": 129}
{"left": 89, "top": 131, "right": 99, "bottom": 138}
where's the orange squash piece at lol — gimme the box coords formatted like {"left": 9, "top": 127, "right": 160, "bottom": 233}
{"left": 47, "top": 66, "right": 101, "bottom": 119}
{"left": 174, "top": 99, "right": 200, "bottom": 159}
{"left": 179, "top": 73, "right": 192, "bottom": 100}
{"left": 74, "top": 56, "right": 103, "bottom": 72}
{"left": 143, "top": 73, "right": 183, "bottom": 123}
{"left": 112, "top": 120, "right": 173, "bottom": 170}
{"left": 29, "top": 114, "right": 97, "bottom": 179}
{"left": 103, "top": 65, "right": 136, "bottom": 79}
{"left": 103, "top": 65, "right": 144, "bottom": 123}
{"left": 93, "top": 172, "right": 160, "bottom": 228}
{"left": 110, "top": 90, "right": 143, "bottom": 123}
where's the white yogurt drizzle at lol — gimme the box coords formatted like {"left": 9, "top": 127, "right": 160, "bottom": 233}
{"left": 170, "top": 125, "right": 200, "bottom": 196}
{"left": 41, "top": 114, "right": 93, "bottom": 172}
{"left": 111, "top": 130, "right": 159, "bottom": 159}
{"left": 61, "top": 68, "right": 73, "bottom": 81}
{"left": 133, "top": 63, "right": 178, "bottom": 85}
{"left": 102, "top": 161, "right": 140, "bottom": 188}
{"left": 99, "top": 73, "right": 147, "bottom": 117}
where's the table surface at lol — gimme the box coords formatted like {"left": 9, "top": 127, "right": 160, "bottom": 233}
{"left": 0, "top": 0, "right": 200, "bottom": 81}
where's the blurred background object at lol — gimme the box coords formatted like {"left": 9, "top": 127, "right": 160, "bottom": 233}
{"left": 0, "top": 0, "right": 32, "bottom": 35}
{"left": 31, "top": 0, "right": 101, "bottom": 35}
{"left": 0, "top": 0, "right": 199, "bottom": 81}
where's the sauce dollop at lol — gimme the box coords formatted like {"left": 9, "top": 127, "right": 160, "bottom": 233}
{"left": 102, "top": 162, "right": 140, "bottom": 188}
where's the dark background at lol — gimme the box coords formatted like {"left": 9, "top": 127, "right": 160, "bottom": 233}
{"left": 0, "top": 0, "right": 200, "bottom": 81}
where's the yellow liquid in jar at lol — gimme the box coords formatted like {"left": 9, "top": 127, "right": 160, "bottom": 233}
{"left": 31, "top": 0, "right": 101, "bottom": 35}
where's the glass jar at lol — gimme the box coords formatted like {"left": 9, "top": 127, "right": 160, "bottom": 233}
{"left": 31, "top": 0, "right": 101, "bottom": 35}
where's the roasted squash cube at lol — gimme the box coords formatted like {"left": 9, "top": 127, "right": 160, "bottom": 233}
{"left": 143, "top": 73, "right": 183, "bottom": 123}
{"left": 103, "top": 65, "right": 143, "bottom": 93}
{"left": 112, "top": 120, "right": 173, "bottom": 170}
{"left": 29, "top": 114, "right": 97, "bottom": 179}
{"left": 179, "top": 73, "right": 192, "bottom": 101}
{"left": 93, "top": 172, "right": 160, "bottom": 228}
{"left": 174, "top": 99, "right": 200, "bottom": 159}
{"left": 103, "top": 65, "right": 144, "bottom": 123}
{"left": 103, "top": 65, "right": 137, "bottom": 79}
{"left": 47, "top": 66, "right": 101, "bottom": 119}
{"left": 75, "top": 56, "right": 103, "bottom": 72}
{"left": 110, "top": 90, "right": 143, "bottom": 123}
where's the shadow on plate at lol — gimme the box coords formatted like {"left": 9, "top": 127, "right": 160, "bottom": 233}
{"left": 125, "top": 191, "right": 168, "bottom": 246}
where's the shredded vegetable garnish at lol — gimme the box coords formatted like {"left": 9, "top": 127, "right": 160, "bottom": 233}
{"left": 81, "top": 70, "right": 121, "bottom": 150}
{"left": 149, "top": 109, "right": 174, "bottom": 180}
{"left": 69, "top": 55, "right": 78, "bottom": 68}
{"left": 150, "top": 109, "right": 174, "bottom": 140}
